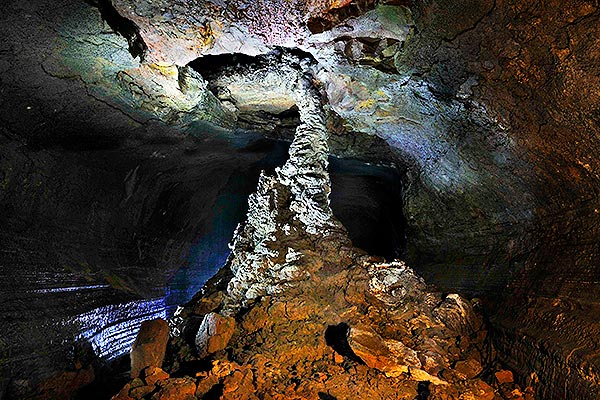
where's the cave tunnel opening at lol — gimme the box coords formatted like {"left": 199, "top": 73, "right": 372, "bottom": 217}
{"left": 188, "top": 53, "right": 260, "bottom": 81}
{"left": 187, "top": 48, "right": 316, "bottom": 82}
{"left": 329, "top": 158, "right": 406, "bottom": 260}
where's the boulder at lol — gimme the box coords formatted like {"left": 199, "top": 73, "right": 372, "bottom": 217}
{"left": 130, "top": 319, "right": 170, "bottom": 378}
{"left": 347, "top": 324, "right": 446, "bottom": 385}
{"left": 151, "top": 377, "right": 196, "bottom": 400}
{"left": 433, "top": 294, "right": 482, "bottom": 336}
{"left": 495, "top": 369, "right": 514, "bottom": 384}
{"left": 195, "top": 312, "right": 235, "bottom": 356}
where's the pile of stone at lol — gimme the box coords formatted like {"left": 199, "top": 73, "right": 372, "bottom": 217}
{"left": 111, "top": 71, "right": 535, "bottom": 400}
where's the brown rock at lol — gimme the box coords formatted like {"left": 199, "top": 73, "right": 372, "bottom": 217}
{"left": 473, "top": 379, "right": 496, "bottom": 400}
{"left": 152, "top": 377, "right": 196, "bottom": 400}
{"left": 130, "top": 319, "right": 170, "bottom": 378}
{"left": 454, "top": 359, "right": 483, "bottom": 379}
{"left": 347, "top": 324, "right": 446, "bottom": 385}
{"left": 132, "top": 378, "right": 146, "bottom": 387}
{"left": 385, "top": 338, "right": 422, "bottom": 368}
{"left": 347, "top": 324, "right": 395, "bottom": 371}
{"left": 495, "top": 369, "right": 515, "bottom": 384}
{"left": 143, "top": 366, "right": 170, "bottom": 386}
{"left": 347, "top": 324, "right": 422, "bottom": 372}
{"left": 112, "top": 383, "right": 134, "bottom": 400}
{"left": 195, "top": 312, "right": 235, "bottom": 356}
{"left": 129, "top": 385, "right": 155, "bottom": 399}
{"left": 37, "top": 364, "right": 95, "bottom": 400}
{"left": 222, "top": 369, "right": 255, "bottom": 398}
{"left": 195, "top": 375, "right": 220, "bottom": 398}
{"left": 433, "top": 294, "right": 482, "bottom": 336}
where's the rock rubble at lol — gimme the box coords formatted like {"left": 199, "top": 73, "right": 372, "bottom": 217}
{"left": 113, "top": 69, "right": 533, "bottom": 400}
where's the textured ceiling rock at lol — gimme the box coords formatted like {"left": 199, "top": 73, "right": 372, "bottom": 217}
{"left": 110, "top": 0, "right": 335, "bottom": 64}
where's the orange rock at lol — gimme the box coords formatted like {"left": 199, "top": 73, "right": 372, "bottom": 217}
{"left": 142, "top": 366, "right": 170, "bottom": 386}
{"left": 329, "top": 0, "right": 352, "bottom": 10}
{"left": 112, "top": 383, "right": 134, "bottom": 400}
{"left": 495, "top": 369, "right": 515, "bottom": 384}
{"left": 347, "top": 324, "right": 394, "bottom": 371}
{"left": 130, "top": 319, "right": 170, "bottom": 378}
{"left": 129, "top": 385, "right": 154, "bottom": 399}
{"left": 454, "top": 359, "right": 483, "bottom": 379}
{"left": 474, "top": 379, "right": 496, "bottom": 400}
{"left": 222, "top": 369, "right": 255, "bottom": 399}
{"left": 195, "top": 375, "right": 220, "bottom": 398}
{"left": 152, "top": 377, "right": 196, "bottom": 400}
{"left": 195, "top": 312, "right": 236, "bottom": 356}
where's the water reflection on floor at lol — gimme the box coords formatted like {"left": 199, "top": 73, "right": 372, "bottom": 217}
{"left": 67, "top": 140, "right": 291, "bottom": 363}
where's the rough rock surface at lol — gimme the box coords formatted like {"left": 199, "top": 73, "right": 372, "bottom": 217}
{"left": 112, "top": 69, "right": 530, "bottom": 400}
{"left": 195, "top": 312, "right": 235, "bottom": 357}
{"left": 224, "top": 66, "right": 343, "bottom": 308}
{"left": 130, "top": 319, "right": 170, "bottom": 378}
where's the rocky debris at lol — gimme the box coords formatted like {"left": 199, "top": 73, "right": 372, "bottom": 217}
{"left": 490, "top": 368, "right": 535, "bottom": 400}
{"left": 454, "top": 359, "right": 483, "bottom": 380}
{"left": 130, "top": 319, "right": 170, "bottom": 378}
{"left": 195, "top": 312, "right": 235, "bottom": 357}
{"left": 143, "top": 367, "right": 170, "bottom": 386}
{"left": 29, "top": 364, "right": 95, "bottom": 400}
{"left": 152, "top": 377, "right": 197, "bottom": 400}
{"left": 347, "top": 323, "right": 439, "bottom": 382}
{"left": 495, "top": 369, "right": 514, "bottom": 385}
{"left": 434, "top": 293, "right": 483, "bottom": 337}
{"left": 108, "top": 65, "right": 534, "bottom": 399}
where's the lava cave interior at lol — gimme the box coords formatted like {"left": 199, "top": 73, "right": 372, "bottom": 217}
{"left": 1, "top": 0, "right": 600, "bottom": 399}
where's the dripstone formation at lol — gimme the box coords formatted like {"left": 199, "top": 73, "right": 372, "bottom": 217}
{"left": 113, "top": 69, "right": 530, "bottom": 400}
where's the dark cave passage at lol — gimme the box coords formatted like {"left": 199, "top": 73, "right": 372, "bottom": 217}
{"left": 168, "top": 148, "right": 407, "bottom": 311}
{"left": 329, "top": 158, "right": 406, "bottom": 260}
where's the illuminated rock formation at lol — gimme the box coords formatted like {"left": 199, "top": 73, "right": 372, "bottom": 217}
{"left": 122, "top": 67, "right": 526, "bottom": 400}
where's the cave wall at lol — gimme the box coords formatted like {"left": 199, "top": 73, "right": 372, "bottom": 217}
{"left": 394, "top": 1, "right": 600, "bottom": 397}
{"left": 397, "top": 0, "right": 600, "bottom": 294}
{"left": 0, "top": 132, "right": 278, "bottom": 391}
